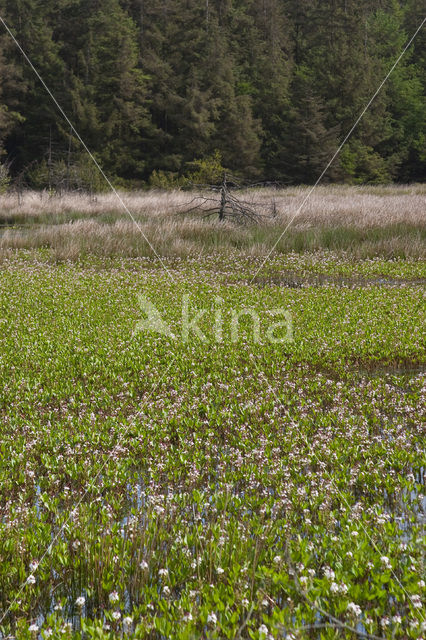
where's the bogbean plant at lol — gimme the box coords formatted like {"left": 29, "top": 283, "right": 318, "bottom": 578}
{"left": 0, "top": 252, "right": 424, "bottom": 639}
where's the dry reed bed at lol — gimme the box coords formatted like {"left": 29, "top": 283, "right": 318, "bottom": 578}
{"left": 0, "top": 184, "right": 425, "bottom": 226}
{"left": 0, "top": 185, "right": 424, "bottom": 259}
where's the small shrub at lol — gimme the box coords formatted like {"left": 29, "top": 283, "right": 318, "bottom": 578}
{"left": 0, "top": 161, "right": 11, "bottom": 194}
{"left": 27, "top": 155, "right": 109, "bottom": 193}
{"left": 149, "top": 169, "right": 185, "bottom": 189}
{"left": 149, "top": 152, "right": 229, "bottom": 190}
{"left": 184, "top": 150, "right": 228, "bottom": 186}
{"left": 340, "top": 140, "right": 391, "bottom": 184}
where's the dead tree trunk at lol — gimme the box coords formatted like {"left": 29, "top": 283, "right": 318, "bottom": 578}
{"left": 180, "top": 179, "right": 274, "bottom": 224}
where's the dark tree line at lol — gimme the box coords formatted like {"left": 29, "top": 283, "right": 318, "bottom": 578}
{"left": 0, "top": 0, "right": 425, "bottom": 188}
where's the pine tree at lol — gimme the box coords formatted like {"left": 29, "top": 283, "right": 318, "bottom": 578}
{"left": 388, "top": 1, "right": 426, "bottom": 181}
{"left": 136, "top": 0, "right": 263, "bottom": 178}
{"left": 202, "top": 13, "right": 262, "bottom": 176}
{"left": 0, "top": 33, "right": 24, "bottom": 157}
{"left": 60, "top": 0, "right": 151, "bottom": 180}
{"left": 339, "top": 1, "right": 425, "bottom": 182}
{"left": 134, "top": 0, "right": 210, "bottom": 174}
{"left": 241, "top": 0, "right": 292, "bottom": 178}
{"left": 2, "top": 0, "right": 69, "bottom": 172}
{"left": 279, "top": 67, "right": 340, "bottom": 184}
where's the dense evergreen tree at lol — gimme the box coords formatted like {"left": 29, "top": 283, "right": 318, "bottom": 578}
{"left": 72, "top": 0, "right": 151, "bottom": 178}
{"left": 0, "top": 0, "right": 424, "bottom": 185}
{"left": 0, "top": 32, "right": 23, "bottom": 157}
{"left": 135, "top": 0, "right": 214, "bottom": 173}
{"left": 278, "top": 67, "right": 341, "bottom": 183}
{"left": 2, "top": 0, "right": 69, "bottom": 170}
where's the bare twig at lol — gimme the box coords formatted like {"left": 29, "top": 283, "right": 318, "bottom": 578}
{"left": 180, "top": 174, "right": 273, "bottom": 225}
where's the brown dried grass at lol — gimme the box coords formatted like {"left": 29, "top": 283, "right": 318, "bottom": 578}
{"left": 0, "top": 184, "right": 424, "bottom": 260}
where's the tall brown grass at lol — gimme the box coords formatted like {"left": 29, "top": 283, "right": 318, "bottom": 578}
{"left": 0, "top": 185, "right": 424, "bottom": 260}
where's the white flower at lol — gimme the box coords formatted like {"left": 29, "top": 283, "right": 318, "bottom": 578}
{"left": 380, "top": 617, "right": 390, "bottom": 627}
{"left": 29, "top": 624, "right": 39, "bottom": 633}
{"left": 307, "top": 569, "right": 315, "bottom": 577}
{"left": 350, "top": 531, "right": 359, "bottom": 537}
{"left": 324, "top": 567, "right": 335, "bottom": 580}
{"left": 345, "top": 551, "right": 353, "bottom": 559}
{"left": 139, "top": 560, "right": 149, "bottom": 570}
{"left": 112, "top": 610, "right": 121, "bottom": 620}
{"left": 380, "top": 556, "right": 392, "bottom": 569}
{"left": 182, "top": 612, "right": 193, "bottom": 622}
{"left": 418, "top": 580, "right": 425, "bottom": 588}
{"left": 259, "top": 624, "right": 268, "bottom": 636}
{"left": 162, "top": 585, "right": 171, "bottom": 596}
{"left": 261, "top": 598, "right": 269, "bottom": 607}
{"left": 27, "top": 575, "right": 36, "bottom": 585}
{"left": 207, "top": 612, "right": 217, "bottom": 625}
{"left": 392, "top": 615, "right": 401, "bottom": 624}
{"left": 273, "top": 555, "right": 281, "bottom": 564}
{"left": 217, "top": 567, "right": 224, "bottom": 574}
{"left": 158, "top": 568, "right": 169, "bottom": 577}
{"left": 29, "top": 561, "right": 39, "bottom": 572}
{"left": 411, "top": 594, "right": 422, "bottom": 609}
{"left": 109, "top": 591, "right": 119, "bottom": 603}
{"left": 103, "top": 623, "right": 111, "bottom": 631}
{"left": 75, "top": 596, "right": 85, "bottom": 607}
{"left": 339, "top": 583, "right": 348, "bottom": 594}
{"left": 72, "top": 540, "right": 80, "bottom": 550}
{"left": 123, "top": 616, "right": 132, "bottom": 631}
{"left": 347, "top": 602, "right": 362, "bottom": 617}
{"left": 242, "top": 598, "right": 249, "bottom": 607}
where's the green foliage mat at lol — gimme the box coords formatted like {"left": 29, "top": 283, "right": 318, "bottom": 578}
{"left": 0, "top": 252, "right": 424, "bottom": 639}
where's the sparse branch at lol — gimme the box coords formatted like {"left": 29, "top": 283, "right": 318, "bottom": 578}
{"left": 180, "top": 174, "right": 276, "bottom": 225}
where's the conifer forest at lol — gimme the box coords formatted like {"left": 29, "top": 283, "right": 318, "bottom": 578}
{"left": 0, "top": 0, "right": 425, "bottom": 187}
